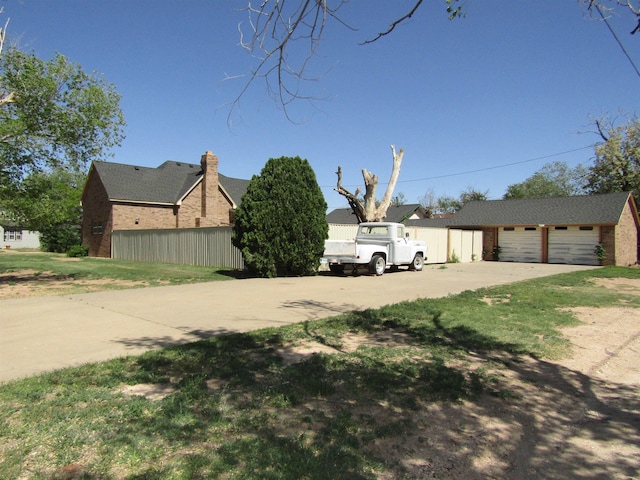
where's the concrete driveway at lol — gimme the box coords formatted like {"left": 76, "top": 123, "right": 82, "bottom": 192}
{"left": 0, "top": 262, "right": 598, "bottom": 383}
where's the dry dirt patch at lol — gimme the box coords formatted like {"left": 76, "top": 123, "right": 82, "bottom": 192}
{"left": 0, "top": 269, "right": 147, "bottom": 299}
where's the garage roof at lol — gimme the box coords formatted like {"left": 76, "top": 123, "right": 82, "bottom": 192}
{"left": 449, "top": 192, "right": 635, "bottom": 227}
{"left": 326, "top": 204, "right": 427, "bottom": 224}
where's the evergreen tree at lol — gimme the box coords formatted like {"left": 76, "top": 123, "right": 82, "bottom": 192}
{"left": 233, "top": 156, "right": 328, "bottom": 278}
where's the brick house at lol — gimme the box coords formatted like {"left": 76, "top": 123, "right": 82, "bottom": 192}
{"left": 409, "top": 192, "right": 638, "bottom": 266}
{"left": 81, "top": 151, "right": 249, "bottom": 257}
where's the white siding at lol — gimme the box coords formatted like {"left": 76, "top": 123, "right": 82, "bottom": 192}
{"left": 498, "top": 227, "right": 542, "bottom": 263}
{"left": 1, "top": 227, "right": 41, "bottom": 250}
{"left": 548, "top": 226, "right": 599, "bottom": 266}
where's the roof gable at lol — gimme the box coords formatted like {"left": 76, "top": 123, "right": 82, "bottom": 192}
{"left": 451, "top": 192, "right": 634, "bottom": 227}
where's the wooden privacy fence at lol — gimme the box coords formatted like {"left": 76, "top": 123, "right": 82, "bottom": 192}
{"left": 111, "top": 225, "right": 482, "bottom": 268}
{"left": 111, "top": 227, "right": 244, "bottom": 269}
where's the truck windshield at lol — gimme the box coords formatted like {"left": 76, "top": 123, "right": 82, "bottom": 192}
{"left": 359, "top": 226, "right": 389, "bottom": 236}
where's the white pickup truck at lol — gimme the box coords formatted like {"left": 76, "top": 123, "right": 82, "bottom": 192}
{"left": 322, "top": 222, "right": 427, "bottom": 276}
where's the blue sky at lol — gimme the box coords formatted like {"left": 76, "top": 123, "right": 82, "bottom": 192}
{"left": 4, "top": 0, "right": 639, "bottom": 210}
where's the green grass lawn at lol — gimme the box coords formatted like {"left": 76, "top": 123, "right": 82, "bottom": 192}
{"left": 1, "top": 266, "right": 639, "bottom": 479}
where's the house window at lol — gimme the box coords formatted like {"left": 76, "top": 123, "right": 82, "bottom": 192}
{"left": 524, "top": 227, "right": 537, "bottom": 231}
{"left": 92, "top": 221, "right": 103, "bottom": 235}
{"left": 503, "top": 227, "right": 515, "bottom": 231}
{"left": 554, "top": 226, "right": 568, "bottom": 231}
{"left": 579, "top": 226, "right": 594, "bottom": 231}
{"left": 4, "top": 229, "right": 22, "bottom": 241}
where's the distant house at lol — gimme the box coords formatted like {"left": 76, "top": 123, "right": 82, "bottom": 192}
{"left": 81, "top": 151, "right": 249, "bottom": 257}
{"left": 326, "top": 204, "right": 429, "bottom": 225}
{"left": 408, "top": 192, "right": 639, "bottom": 266}
{"left": 0, "top": 217, "right": 40, "bottom": 250}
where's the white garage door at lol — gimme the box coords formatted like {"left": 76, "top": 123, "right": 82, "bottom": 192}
{"left": 548, "top": 226, "right": 599, "bottom": 266}
{"left": 499, "top": 227, "right": 542, "bottom": 263}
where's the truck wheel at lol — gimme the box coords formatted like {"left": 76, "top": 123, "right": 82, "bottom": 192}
{"left": 369, "top": 255, "right": 386, "bottom": 276}
{"left": 409, "top": 253, "right": 424, "bottom": 271}
{"left": 329, "top": 264, "right": 345, "bottom": 274}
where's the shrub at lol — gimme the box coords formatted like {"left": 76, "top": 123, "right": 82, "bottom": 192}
{"left": 67, "top": 244, "right": 89, "bottom": 257}
{"left": 233, "top": 156, "right": 328, "bottom": 278}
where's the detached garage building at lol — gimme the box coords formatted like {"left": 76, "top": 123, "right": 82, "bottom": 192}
{"left": 450, "top": 192, "right": 639, "bottom": 266}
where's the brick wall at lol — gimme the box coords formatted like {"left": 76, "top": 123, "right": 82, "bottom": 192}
{"left": 600, "top": 226, "right": 615, "bottom": 266}
{"left": 614, "top": 198, "right": 639, "bottom": 265}
{"left": 179, "top": 185, "right": 202, "bottom": 228}
{"left": 482, "top": 228, "right": 498, "bottom": 260}
{"left": 112, "top": 204, "right": 176, "bottom": 230}
{"left": 81, "top": 169, "right": 112, "bottom": 257}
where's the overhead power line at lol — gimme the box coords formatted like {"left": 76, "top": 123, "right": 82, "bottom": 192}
{"left": 595, "top": 4, "right": 640, "bottom": 79}
{"left": 321, "top": 144, "right": 596, "bottom": 189}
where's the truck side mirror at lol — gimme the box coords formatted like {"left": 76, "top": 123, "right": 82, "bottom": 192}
{"left": 405, "top": 232, "right": 410, "bottom": 238}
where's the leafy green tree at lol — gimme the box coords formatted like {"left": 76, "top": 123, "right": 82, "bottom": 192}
{"left": 423, "top": 187, "right": 488, "bottom": 215}
{"left": 504, "top": 161, "right": 588, "bottom": 199}
{"left": 587, "top": 118, "right": 640, "bottom": 205}
{"left": 3, "top": 168, "right": 85, "bottom": 252}
{"left": 233, "top": 156, "right": 328, "bottom": 278}
{"left": 0, "top": 47, "right": 125, "bottom": 192}
{"left": 459, "top": 186, "right": 489, "bottom": 205}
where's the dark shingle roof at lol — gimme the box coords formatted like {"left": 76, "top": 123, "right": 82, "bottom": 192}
{"left": 450, "top": 192, "right": 634, "bottom": 227}
{"left": 218, "top": 173, "right": 250, "bottom": 207}
{"left": 326, "top": 204, "right": 426, "bottom": 224}
{"left": 92, "top": 160, "right": 248, "bottom": 206}
{"left": 406, "top": 217, "right": 456, "bottom": 228}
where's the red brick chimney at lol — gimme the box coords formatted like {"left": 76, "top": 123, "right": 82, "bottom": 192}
{"left": 200, "top": 151, "right": 219, "bottom": 224}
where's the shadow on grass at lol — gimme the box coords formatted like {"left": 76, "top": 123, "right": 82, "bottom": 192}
{"left": 120, "top": 305, "right": 638, "bottom": 478}
{"left": 7, "top": 295, "right": 639, "bottom": 479}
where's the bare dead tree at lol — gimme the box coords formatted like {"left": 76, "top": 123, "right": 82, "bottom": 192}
{"left": 585, "top": 0, "right": 640, "bottom": 34}
{"left": 586, "top": 111, "right": 639, "bottom": 143}
{"left": 229, "top": 1, "right": 639, "bottom": 122}
{"left": 335, "top": 145, "right": 405, "bottom": 223}
{"left": 230, "top": 1, "right": 462, "bottom": 123}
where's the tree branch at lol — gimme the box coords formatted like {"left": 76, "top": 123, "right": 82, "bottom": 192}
{"left": 361, "top": 0, "right": 424, "bottom": 45}
{"left": 335, "top": 165, "right": 366, "bottom": 223}
{"left": 595, "top": 119, "right": 610, "bottom": 142}
{"left": 375, "top": 145, "right": 404, "bottom": 220}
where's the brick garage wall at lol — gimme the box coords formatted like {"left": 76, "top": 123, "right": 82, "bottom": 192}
{"left": 614, "top": 199, "right": 639, "bottom": 265}
{"left": 482, "top": 228, "right": 498, "bottom": 260}
{"left": 600, "top": 226, "right": 615, "bottom": 266}
{"left": 81, "top": 170, "right": 112, "bottom": 257}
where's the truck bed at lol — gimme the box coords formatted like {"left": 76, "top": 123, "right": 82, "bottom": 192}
{"left": 323, "top": 239, "right": 356, "bottom": 256}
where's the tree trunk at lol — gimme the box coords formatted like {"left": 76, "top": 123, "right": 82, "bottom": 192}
{"left": 335, "top": 145, "right": 404, "bottom": 223}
